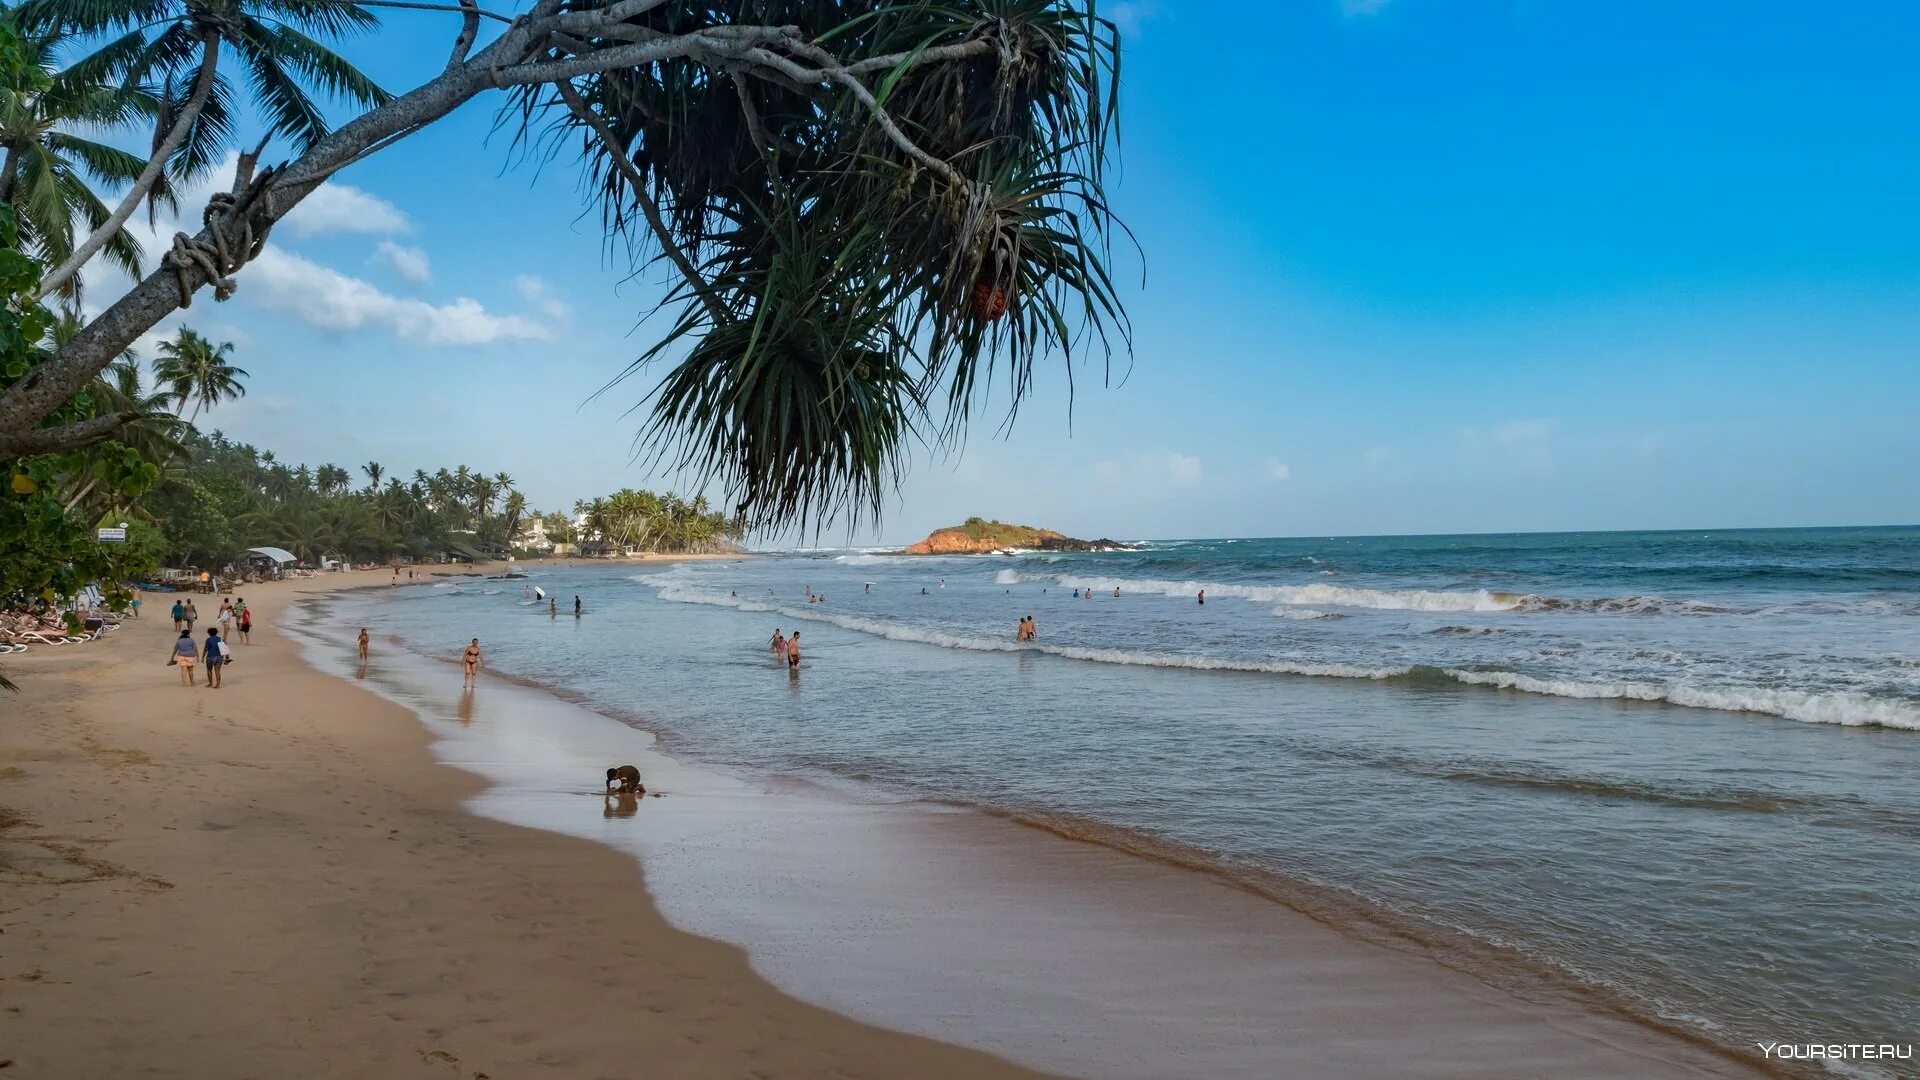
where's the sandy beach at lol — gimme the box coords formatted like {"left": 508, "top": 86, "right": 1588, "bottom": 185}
{"left": 1, "top": 564, "right": 1772, "bottom": 1079}
{"left": 0, "top": 565, "right": 1047, "bottom": 1078}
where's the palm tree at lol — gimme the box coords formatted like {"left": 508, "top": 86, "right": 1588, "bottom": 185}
{"left": 151, "top": 328, "right": 246, "bottom": 421}
{"left": 22, "top": 0, "right": 393, "bottom": 299}
{"left": 0, "top": 22, "right": 155, "bottom": 300}
{"left": 362, "top": 461, "right": 383, "bottom": 492}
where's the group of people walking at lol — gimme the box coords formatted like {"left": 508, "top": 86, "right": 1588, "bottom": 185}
{"left": 167, "top": 595, "right": 252, "bottom": 688}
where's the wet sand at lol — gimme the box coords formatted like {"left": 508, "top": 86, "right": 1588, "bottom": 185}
{"left": 0, "top": 567, "right": 1768, "bottom": 1078}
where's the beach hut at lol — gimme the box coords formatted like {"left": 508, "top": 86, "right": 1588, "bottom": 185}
{"left": 244, "top": 546, "right": 300, "bottom": 570}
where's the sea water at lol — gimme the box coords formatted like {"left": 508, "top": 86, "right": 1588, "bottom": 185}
{"left": 322, "top": 527, "right": 1920, "bottom": 1072}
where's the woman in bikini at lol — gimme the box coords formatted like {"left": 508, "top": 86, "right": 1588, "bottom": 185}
{"left": 462, "top": 638, "right": 483, "bottom": 688}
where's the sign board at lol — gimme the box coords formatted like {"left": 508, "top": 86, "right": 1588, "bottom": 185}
{"left": 97, "top": 527, "right": 127, "bottom": 543}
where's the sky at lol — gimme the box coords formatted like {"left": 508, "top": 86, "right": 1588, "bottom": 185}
{"left": 86, "top": 0, "right": 1920, "bottom": 544}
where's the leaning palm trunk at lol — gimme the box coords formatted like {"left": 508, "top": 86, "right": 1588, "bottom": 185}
{"left": 34, "top": 40, "right": 221, "bottom": 302}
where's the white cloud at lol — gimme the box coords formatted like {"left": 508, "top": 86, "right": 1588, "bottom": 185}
{"left": 515, "top": 274, "right": 572, "bottom": 322}
{"left": 1342, "top": 0, "right": 1393, "bottom": 15}
{"left": 375, "top": 241, "right": 432, "bottom": 284}
{"left": 1168, "top": 452, "right": 1202, "bottom": 485}
{"left": 1096, "top": 451, "right": 1203, "bottom": 488}
{"left": 246, "top": 247, "right": 550, "bottom": 346}
{"left": 283, "top": 182, "right": 409, "bottom": 238}
{"left": 1110, "top": 1, "right": 1161, "bottom": 35}
{"left": 1490, "top": 418, "right": 1555, "bottom": 445}
{"left": 1261, "top": 458, "right": 1292, "bottom": 482}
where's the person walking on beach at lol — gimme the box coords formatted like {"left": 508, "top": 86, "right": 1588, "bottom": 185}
{"left": 785, "top": 631, "right": 801, "bottom": 671}
{"left": 358, "top": 628, "right": 370, "bottom": 661}
{"left": 171, "top": 599, "right": 185, "bottom": 631}
{"left": 204, "top": 628, "right": 227, "bottom": 689}
{"left": 218, "top": 598, "right": 233, "bottom": 634}
{"left": 237, "top": 602, "right": 252, "bottom": 645}
{"left": 130, "top": 588, "right": 142, "bottom": 618}
{"left": 183, "top": 600, "right": 199, "bottom": 631}
{"left": 170, "top": 630, "right": 199, "bottom": 686}
{"left": 462, "top": 639, "right": 484, "bottom": 688}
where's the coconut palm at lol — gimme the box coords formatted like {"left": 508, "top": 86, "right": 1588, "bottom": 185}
{"left": 362, "top": 460, "right": 383, "bottom": 492}
{"left": 0, "top": 21, "right": 156, "bottom": 300}
{"left": 22, "top": 0, "right": 393, "bottom": 298}
{"left": 151, "top": 328, "right": 246, "bottom": 421}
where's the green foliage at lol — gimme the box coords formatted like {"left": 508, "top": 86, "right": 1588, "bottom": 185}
{"left": 940, "top": 517, "right": 1055, "bottom": 546}
{"left": 536, "top": 0, "right": 1129, "bottom": 533}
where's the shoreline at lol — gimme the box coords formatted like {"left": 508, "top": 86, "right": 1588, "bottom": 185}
{"left": 0, "top": 566, "right": 1051, "bottom": 1078}
{"left": 301, "top": 570, "right": 1771, "bottom": 1078}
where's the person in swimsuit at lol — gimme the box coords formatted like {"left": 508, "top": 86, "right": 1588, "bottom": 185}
{"left": 549, "top": 598, "right": 557, "bottom": 618}
{"left": 462, "top": 638, "right": 483, "bottom": 688}
{"left": 357, "top": 628, "right": 370, "bottom": 660}
{"left": 170, "top": 630, "right": 199, "bottom": 685}
{"left": 785, "top": 631, "right": 801, "bottom": 670}
{"left": 769, "top": 629, "right": 785, "bottom": 654}
{"left": 204, "top": 628, "right": 226, "bottom": 689}
{"left": 1197, "top": 589, "right": 1205, "bottom": 606}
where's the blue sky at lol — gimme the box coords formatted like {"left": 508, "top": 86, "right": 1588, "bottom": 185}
{"left": 98, "top": 0, "right": 1920, "bottom": 543}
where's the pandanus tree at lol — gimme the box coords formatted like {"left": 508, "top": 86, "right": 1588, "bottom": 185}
{"left": 1, "top": 0, "right": 1129, "bottom": 538}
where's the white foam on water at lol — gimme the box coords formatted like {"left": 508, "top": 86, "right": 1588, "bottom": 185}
{"left": 635, "top": 575, "right": 1920, "bottom": 731}
{"left": 1443, "top": 669, "right": 1920, "bottom": 731}
{"left": 1010, "top": 571, "right": 1530, "bottom": 613}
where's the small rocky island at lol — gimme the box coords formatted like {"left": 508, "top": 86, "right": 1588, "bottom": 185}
{"left": 900, "top": 517, "right": 1133, "bottom": 555}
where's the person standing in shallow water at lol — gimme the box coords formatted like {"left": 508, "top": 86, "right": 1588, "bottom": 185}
{"left": 357, "top": 628, "right": 370, "bottom": 661}
{"left": 549, "top": 597, "right": 557, "bottom": 619}
{"left": 786, "top": 631, "right": 801, "bottom": 671}
{"left": 573, "top": 595, "right": 582, "bottom": 617}
{"left": 462, "top": 638, "right": 483, "bottom": 688}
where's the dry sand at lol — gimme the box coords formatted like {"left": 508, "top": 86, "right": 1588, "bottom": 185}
{"left": 0, "top": 566, "right": 1049, "bottom": 1079}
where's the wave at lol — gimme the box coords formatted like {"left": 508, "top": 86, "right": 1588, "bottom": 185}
{"left": 1001, "top": 571, "right": 1748, "bottom": 617}
{"left": 632, "top": 578, "right": 1920, "bottom": 730}
{"left": 1273, "top": 608, "right": 1339, "bottom": 620}
{"left": 1013, "top": 571, "right": 1530, "bottom": 612}
{"left": 1441, "top": 669, "right": 1920, "bottom": 730}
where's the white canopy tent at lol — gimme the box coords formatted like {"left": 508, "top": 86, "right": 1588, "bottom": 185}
{"left": 245, "top": 546, "right": 300, "bottom": 566}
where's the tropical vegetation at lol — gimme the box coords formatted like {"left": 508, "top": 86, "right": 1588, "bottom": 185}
{"left": 0, "top": 0, "right": 1129, "bottom": 534}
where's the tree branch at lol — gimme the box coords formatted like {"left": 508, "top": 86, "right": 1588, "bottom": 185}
{"left": 0, "top": 412, "right": 139, "bottom": 459}
{"left": 448, "top": 0, "right": 482, "bottom": 69}
{"left": 555, "top": 80, "right": 730, "bottom": 326}
{"left": 744, "top": 45, "right": 968, "bottom": 189}
{"left": 36, "top": 36, "right": 221, "bottom": 301}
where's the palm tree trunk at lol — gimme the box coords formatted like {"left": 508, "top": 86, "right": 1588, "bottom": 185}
{"left": 35, "top": 39, "right": 222, "bottom": 302}
{"left": 0, "top": 140, "right": 22, "bottom": 205}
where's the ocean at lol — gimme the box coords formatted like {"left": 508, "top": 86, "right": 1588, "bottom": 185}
{"left": 304, "top": 526, "right": 1920, "bottom": 1074}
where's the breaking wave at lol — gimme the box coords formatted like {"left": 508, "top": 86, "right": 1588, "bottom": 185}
{"left": 633, "top": 576, "right": 1920, "bottom": 731}
{"left": 999, "top": 571, "right": 1739, "bottom": 616}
